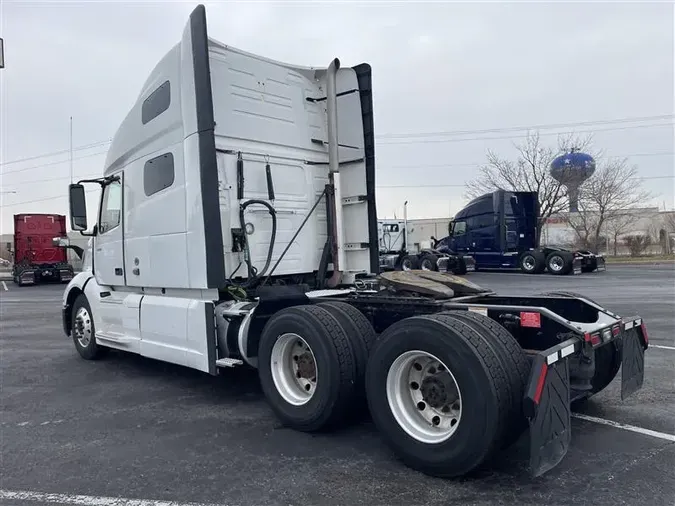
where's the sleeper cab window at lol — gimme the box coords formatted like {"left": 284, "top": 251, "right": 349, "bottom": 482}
{"left": 141, "top": 80, "right": 171, "bottom": 124}
{"left": 144, "top": 153, "right": 175, "bottom": 196}
{"left": 99, "top": 179, "right": 122, "bottom": 234}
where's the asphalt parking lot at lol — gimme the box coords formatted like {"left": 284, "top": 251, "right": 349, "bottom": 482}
{"left": 1, "top": 264, "right": 674, "bottom": 506}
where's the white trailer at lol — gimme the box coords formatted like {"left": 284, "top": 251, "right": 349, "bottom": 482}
{"left": 62, "top": 5, "right": 648, "bottom": 479}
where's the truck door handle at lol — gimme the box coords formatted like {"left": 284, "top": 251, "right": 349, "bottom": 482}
{"left": 114, "top": 268, "right": 123, "bottom": 276}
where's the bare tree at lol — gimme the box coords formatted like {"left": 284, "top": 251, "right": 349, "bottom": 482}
{"left": 565, "top": 159, "right": 651, "bottom": 253}
{"left": 466, "top": 131, "right": 594, "bottom": 245}
{"left": 624, "top": 234, "right": 652, "bottom": 257}
{"left": 603, "top": 212, "right": 640, "bottom": 256}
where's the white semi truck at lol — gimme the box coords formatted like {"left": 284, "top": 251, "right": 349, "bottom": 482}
{"left": 62, "top": 5, "right": 648, "bottom": 478}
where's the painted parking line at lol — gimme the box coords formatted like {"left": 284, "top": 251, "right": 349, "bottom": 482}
{"left": 649, "top": 344, "right": 675, "bottom": 351}
{"left": 572, "top": 413, "right": 675, "bottom": 442}
{"left": 0, "top": 299, "right": 62, "bottom": 303}
{"left": 2, "top": 281, "right": 7, "bottom": 291}
{"left": 0, "top": 490, "right": 226, "bottom": 506}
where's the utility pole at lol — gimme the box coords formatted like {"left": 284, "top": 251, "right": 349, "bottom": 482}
{"left": 69, "top": 116, "right": 73, "bottom": 183}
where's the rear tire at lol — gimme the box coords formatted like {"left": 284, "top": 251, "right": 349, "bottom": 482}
{"left": 71, "top": 294, "right": 107, "bottom": 360}
{"left": 316, "top": 301, "right": 377, "bottom": 417}
{"left": 258, "top": 305, "right": 357, "bottom": 432}
{"left": 419, "top": 253, "right": 438, "bottom": 271}
{"left": 546, "top": 251, "right": 574, "bottom": 275}
{"left": 365, "top": 313, "right": 510, "bottom": 478}
{"left": 439, "top": 310, "right": 529, "bottom": 447}
{"left": 399, "top": 255, "right": 419, "bottom": 271}
{"left": 519, "top": 251, "right": 545, "bottom": 274}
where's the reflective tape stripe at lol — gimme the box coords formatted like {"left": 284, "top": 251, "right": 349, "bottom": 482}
{"left": 625, "top": 321, "right": 634, "bottom": 330}
{"left": 560, "top": 343, "right": 575, "bottom": 358}
{"left": 635, "top": 318, "right": 642, "bottom": 326}
{"left": 546, "top": 351, "right": 559, "bottom": 365}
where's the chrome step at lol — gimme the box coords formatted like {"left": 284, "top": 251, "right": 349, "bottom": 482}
{"left": 216, "top": 358, "right": 244, "bottom": 368}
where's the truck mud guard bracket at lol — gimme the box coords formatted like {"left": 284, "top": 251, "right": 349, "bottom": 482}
{"left": 523, "top": 337, "right": 579, "bottom": 478}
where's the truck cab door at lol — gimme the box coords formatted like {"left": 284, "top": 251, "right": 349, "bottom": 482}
{"left": 94, "top": 174, "right": 125, "bottom": 286}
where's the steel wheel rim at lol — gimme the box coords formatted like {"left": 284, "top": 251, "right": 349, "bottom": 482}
{"left": 270, "top": 333, "right": 318, "bottom": 406}
{"left": 402, "top": 259, "right": 412, "bottom": 271}
{"left": 523, "top": 255, "right": 535, "bottom": 270}
{"left": 73, "top": 306, "right": 92, "bottom": 347}
{"left": 386, "top": 350, "right": 462, "bottom": 444}
{"left": 421, "top": 259, "right": 434, "bottom": 271}
{"left": 549, "top": 255, "right": 564, "bottom": 271}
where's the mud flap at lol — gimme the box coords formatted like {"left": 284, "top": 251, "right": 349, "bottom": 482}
{"left": 620, "top": 320, "right": 646, "bottom": 400}
{"left": 595, "top": 255, "right": 606, "bottom": 272}
{"left": 572, "top": 257, "right": 582, "bottom": 275}
{"left": 523, "top": 338, "right": 578, "bottom": 477}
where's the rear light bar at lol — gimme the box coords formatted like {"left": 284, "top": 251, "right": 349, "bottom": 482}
{"left": 623, "top": 317, "right": 648, "bottom": 345}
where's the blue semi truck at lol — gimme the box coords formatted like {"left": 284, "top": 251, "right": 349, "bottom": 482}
{"left": 433, "top": 190, "right": 606, "bottom": 275}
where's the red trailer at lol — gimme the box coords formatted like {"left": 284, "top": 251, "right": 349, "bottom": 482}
{"left": 11, "top": 213, "right": 75, "bottom": 286}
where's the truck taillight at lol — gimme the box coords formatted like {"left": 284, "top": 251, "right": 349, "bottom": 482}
{"left": 641, "top": 322, "right": 649, "bottom": 344}
{"left": 520, "top": 312, "right": 541, "bottom": 328}
{"left": 584, "top": 332, "right": 601, "bottom": 346}
{"left": 612, "top": 325, "right": 620, "bottom": 336}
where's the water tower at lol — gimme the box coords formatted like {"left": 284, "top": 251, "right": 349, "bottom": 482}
{"left": 550, "top": 148, "right": 596, "bottom": 212}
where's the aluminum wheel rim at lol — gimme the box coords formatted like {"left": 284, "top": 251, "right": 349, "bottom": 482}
{"left": 523, "top": 256, "right": 535, "bottom": 270}
{"left": 73, "top": 306, "right": 92, "bottom": 348}
{"left": 270, "top": 333, "right": 318, "bottom": 406}
{"left": 549, "top": 256, "right": 564, "bottom": 272}
{"left": 386, "top": 350, "right": 462, "bottom": 444}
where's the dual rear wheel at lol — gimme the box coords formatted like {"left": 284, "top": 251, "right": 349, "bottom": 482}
{"left": 257, "top": 304, "right": 529, "bottom": 478}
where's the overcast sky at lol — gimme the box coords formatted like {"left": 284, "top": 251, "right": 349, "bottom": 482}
{"left": 1, "top": 0, "right": 673, "bottom": 233}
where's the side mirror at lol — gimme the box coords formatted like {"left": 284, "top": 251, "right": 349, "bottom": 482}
{"left": 69, "top": 183, "right": 88, "bottom": 231}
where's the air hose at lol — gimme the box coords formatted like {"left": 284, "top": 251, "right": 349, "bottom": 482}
{"left": 238, "top": 199, "right": 277, "bottom": 288}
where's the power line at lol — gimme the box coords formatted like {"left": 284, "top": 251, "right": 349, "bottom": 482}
{"left": 382, "top": 151, "right": 674, "bottom": 171}
{"left": 376, "top": 174, "right": 675, "bottom": 189}
{"left": 376, "top": 122, "right": 674, "bottom": 146}
{"left": 0, "top": 140, "right": 111, "bottom": 168}
{"left": 2, "top": 113, "right": 672, "bottom": 169}
{"left": 376, "top": 114, "right": 675, "bottom": 139}
{"left": 0, "top": 150, "right": 109, "bottom": 176}
{"left": 1, "top": 188, "right": 100, "bottom": 208}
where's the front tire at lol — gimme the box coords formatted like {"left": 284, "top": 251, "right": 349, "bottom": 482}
{"left": 71, "top": 294, "right": 107, "bottom": 360}
{"left": 258, "top": 305, "right": 357, "bottom": 432}
{"left": 365, "top": 314, "right": 510, "bottom": 478}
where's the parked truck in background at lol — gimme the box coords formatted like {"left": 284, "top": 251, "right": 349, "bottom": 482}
{"left": 435, "top": 190, "right": 606, "bottom": 275}
{"left": 60, "top": 5, "right": 646, "bottom": 480}
{"left": 9, "top": 213, "right": 75, "bottom": 286}
{"left": 378, "top": 219, "right": 475, "bottom": 274}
